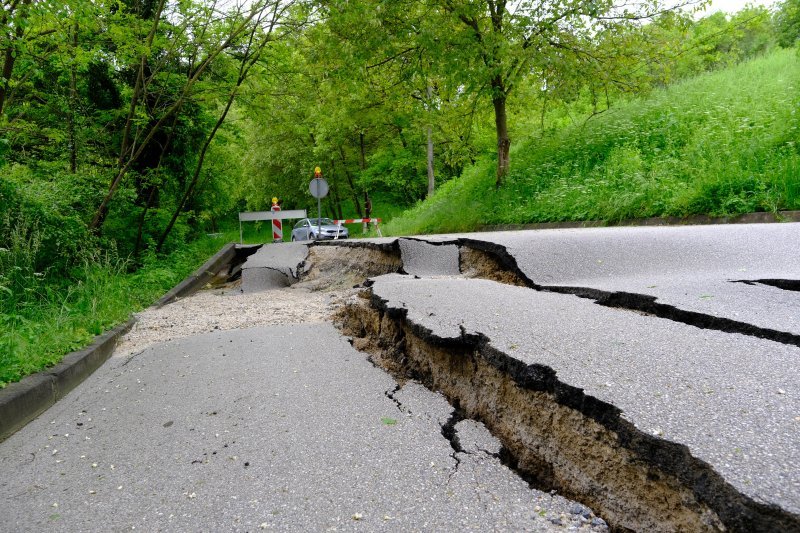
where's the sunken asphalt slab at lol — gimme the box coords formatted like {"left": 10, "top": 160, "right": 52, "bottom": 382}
{"left": 0, "top": 323, "right": 594, "bottom": 531}
{"left": 240, "top": 242, "right": 310, "bottom": 292}
{"left": 369, "top": 275, "right": 800, "bottom": 515}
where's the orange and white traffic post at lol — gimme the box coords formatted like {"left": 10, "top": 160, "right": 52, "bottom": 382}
{"left": 271, "top": 197, "right": 282, "bottom": 242}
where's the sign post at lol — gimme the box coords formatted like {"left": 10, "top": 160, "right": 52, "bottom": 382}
{"left": 309, "top": 167, "right": 329, "bottom": 241}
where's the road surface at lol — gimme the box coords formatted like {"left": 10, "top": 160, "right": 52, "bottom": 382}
{"left": 2, "top": 222, "right": 798, "bottom": 531}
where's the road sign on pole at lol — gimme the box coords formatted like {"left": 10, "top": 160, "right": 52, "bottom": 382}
{"left": 309, "top": 177, "right": 328, "bottom": 199}
{"left": 309, "top": 170, "right": 328, "bottom": 241}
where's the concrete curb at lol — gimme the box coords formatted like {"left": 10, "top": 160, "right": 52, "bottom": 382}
{"left": 0, "top": 319, "right": 135, "bottom": 442}
{"left": 154, "top": 242, "right": 238, "bottom": 308}
{"left": 0, "top": 242, "right": 239, "bottom": 443}
{"left": 479, "top": 210, "right": 800, "bottom": 232}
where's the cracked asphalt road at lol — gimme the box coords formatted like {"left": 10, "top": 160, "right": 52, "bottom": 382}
{"left": 0, "top": 322, "right": 600, "bottom": 531}
{"left": 444, "top": 224, "right": 800, "bottom": 338}
{"left": 370, "top": 275, "right": 800, "bottom": 515}
{"left": 3, "top": 222, "right": 798, "bottom": 531}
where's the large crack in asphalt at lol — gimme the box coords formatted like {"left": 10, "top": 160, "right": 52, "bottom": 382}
{"left": 301, "top": 238, "right": 799, "bottom": 532}
{"left": 546, "top": 286, "right": 800, "bottom": 348}
{"left": 451, "top": 238, "right": 800, "bottom": 348}
{"left": 732, "top": 278, "right": 800, "bottom": 293}
{"left": 440, "top": 408, "right": 466, "bottom": 481}
{"left": 336, "top": 289, "right": 797, "bottom": 532}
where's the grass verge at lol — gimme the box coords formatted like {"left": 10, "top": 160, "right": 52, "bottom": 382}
{"left": 385, "top": 48, "right": 800, "bottom": 235}
{"left": 0, "top": 235, "right": 229, "bottom": 388}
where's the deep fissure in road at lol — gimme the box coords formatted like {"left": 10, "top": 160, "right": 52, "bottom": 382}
{"left": 732, "top": 278, "right": 800, "bottom": 293}
{"left": 304, "top": 239, "right": 800, "bottom": 532}
{"left": 336, "top": 286, "right": 800, "bottom": 533}
{"left": 452, "top": 238, "right": 800, "bottom": 349}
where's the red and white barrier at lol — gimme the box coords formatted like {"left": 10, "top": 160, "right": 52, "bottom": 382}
{"left": 332, "top": 218, "right": 383, "bottom": 237}
{"left": 332, "top": 218, "right": 381, "bottom": 225}
{"left": 271, "top": 204, "right": 282, "bottom": 242}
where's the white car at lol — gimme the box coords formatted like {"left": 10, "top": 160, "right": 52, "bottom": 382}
{"left": 290, "top": 218, "right": 349, "bottom": 241}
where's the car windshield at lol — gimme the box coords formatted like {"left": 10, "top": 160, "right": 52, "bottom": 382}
{"left": 309, "top": 218, "right": 336, "bottom": 226}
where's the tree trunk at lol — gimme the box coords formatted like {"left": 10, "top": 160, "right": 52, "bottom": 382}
{"left": 359, "top": 131, "right": 366, "bottom": 170}
{"left": 91, "top": 2, "right": 260, "bottom": 233}
{"left": 0, "top": 0, "right": 31, "bottom": 118}
{"left": 134, "top": 114, "right": 179, "bottom": 258}
{"left": 338, "top": 146, "right": 362, "bottom": 216}
{"left": 68, "top": 21, "right": 79, "bottom": 174}
{"left": 156, "top": 86, "right": 237, "bottom": 252}
{"left": 155, "top": 1, "right": 279, "bottom": 251}
{"left": 426, "top": 85, "right": 435, "bottom": 197}
{"left": 133, "top": 186, "right": 157, "bottom": 259}
{"left": 90, "top": 0, "right": 166, "bottom": 232}
{"left": 328, "top": 159, "right": 343, "bottom": 220}
{"left": 492, "top": 77, "right": 511, "bottom": 187}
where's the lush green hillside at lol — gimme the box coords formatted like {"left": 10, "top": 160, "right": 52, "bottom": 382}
{"left": 384, "top": 48, "right": 800, "bottom": 235}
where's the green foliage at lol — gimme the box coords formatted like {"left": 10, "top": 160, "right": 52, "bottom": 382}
{"left": 384, "top": 159, "right": 496, "bottom": 235}
{"left": 385, "top": 48, "right": 800, "bottom": 234}
{"left": 361, "top": 145, "right": 429, "bottom": 205}
{"left": 775, "top": 0, "right": 800, "bottom": 47}
{"left": 0, "top": 236, "right": 228, "bottom": 388}
{"left": 0, "top": 166, "right": 96, "bottom": 280}
{"left": 0, "top": 0, "right": 793, "bottom": 386}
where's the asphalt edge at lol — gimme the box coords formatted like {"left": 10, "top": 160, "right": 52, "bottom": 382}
{"left": 0, "top": 241, "right": 239, "bottom": 443}
{"left": 154, "top": 242, "right": 238, "bottom": 308}
{"left": 0, "top": 319, "right": 135, "bottom": 442}
{"left": 479, "top": 210, "right": 800, "bottom": 232}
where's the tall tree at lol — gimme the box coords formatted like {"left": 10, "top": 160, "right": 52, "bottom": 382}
{"left": 0, "top": 0, "right": 32, "bottom": 117}
{"left": 89, "top": 0, "right": 270, "bottom": 232}
{"left": 775, "top": 0, "right": 800, "bottom": 47}
{"left": 156, "top": 0, "right": 296, "bottom": 251}
{"left": 430, "top": 0, "right": 692, "bottom": 186}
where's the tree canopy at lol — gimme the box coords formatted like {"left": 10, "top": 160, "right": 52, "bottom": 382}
{"left": 0, "top": 0, "right": 789, "bottom": 278}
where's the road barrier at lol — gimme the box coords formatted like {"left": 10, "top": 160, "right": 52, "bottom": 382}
{"left": 333, "top": 218, "right": 383, "bottom": 237}
{"left": 271, "top": 204, "right": 282, "bottom": 243}
{"left": 238, "top": 209, "right": 307, "bottom": 243}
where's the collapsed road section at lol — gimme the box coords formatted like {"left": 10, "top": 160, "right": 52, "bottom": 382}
{"left": 240, "top": 231, "right": 800, "bottom": 533}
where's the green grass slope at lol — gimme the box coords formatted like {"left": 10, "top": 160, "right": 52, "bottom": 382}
{"left": 385, "top": 48, "right": 800, "bottom": 236}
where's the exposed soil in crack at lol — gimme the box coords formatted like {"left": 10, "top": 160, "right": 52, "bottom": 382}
{"left": 335, "top": 290, "right": 797, "bottom": 533}
{"left": 297, "top": 242, "right": 404, "bottom": 291}
{"left": 459, "top": 246, "right": 528, "bottom": 286}
{"left": 313, "top": 237, "right": 800, "bottom": 532}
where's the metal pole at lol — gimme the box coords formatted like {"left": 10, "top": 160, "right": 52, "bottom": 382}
{"left": 316, "top": 196, "right": 321, "bottom": 240}
{"left": 239, "top": 220, "right": 243, "bottom": 244}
